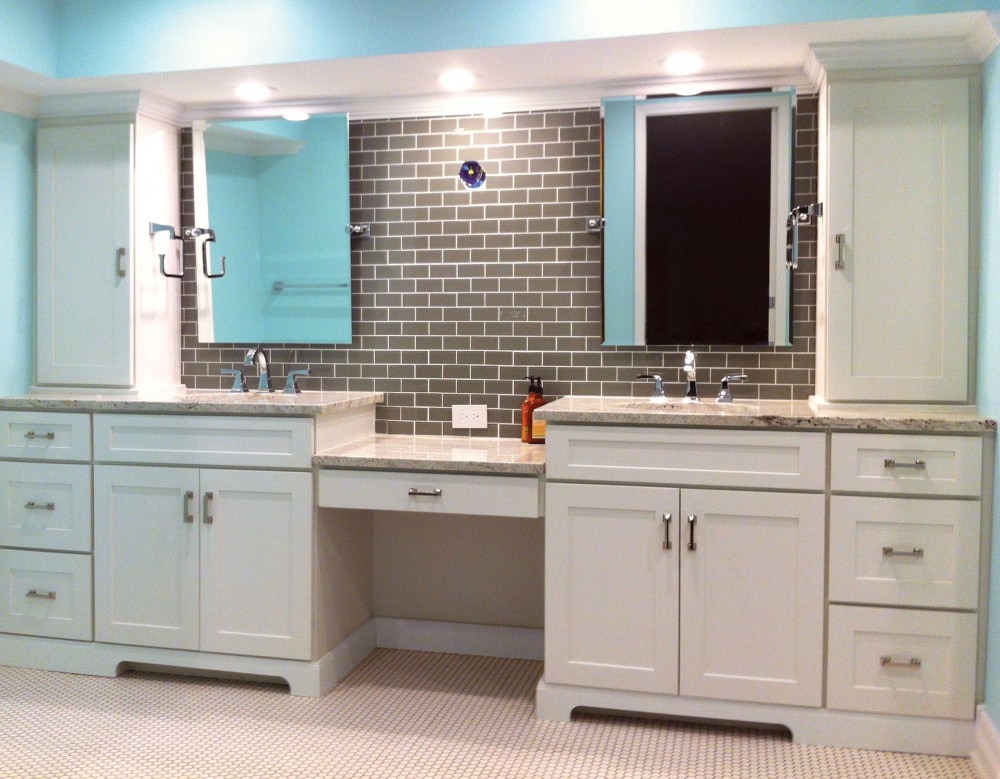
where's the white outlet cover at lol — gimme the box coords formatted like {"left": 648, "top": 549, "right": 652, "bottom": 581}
{"left": 451, "top": 404, "right": 488, "bottom": 429}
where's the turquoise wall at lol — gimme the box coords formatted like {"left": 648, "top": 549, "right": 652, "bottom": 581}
{"left": 0, "top": 110, "right": 35, "bottom": 394}
{"left": 1, "top": 1, "right": 1000, "bottom": 79}
{"left": 981, "top": 47, "right": 1000, "bottom": 718}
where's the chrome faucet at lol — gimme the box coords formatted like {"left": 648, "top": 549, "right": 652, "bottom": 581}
{"left": 636, "top": 373, "right": 666, "bottom": 402}
{"left": 683, "top": 349, "right": 698, "bottom": 402}
{"left": 244, "top": 347, "right": 273, "bottom": 393}
{"left": 716, "top": 373, "right": 748, "bottom": 403}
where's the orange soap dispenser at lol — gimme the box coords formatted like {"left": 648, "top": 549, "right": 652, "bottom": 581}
{"left": 520, "top": 375, "right": 547, "bottom": 444}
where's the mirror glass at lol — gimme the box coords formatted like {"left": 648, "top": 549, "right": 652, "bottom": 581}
{"left": 191, "top": 113, "right": 352, "bottom": 344}
{"left": 602, "top": 92, "right": 793, "bottom": 346}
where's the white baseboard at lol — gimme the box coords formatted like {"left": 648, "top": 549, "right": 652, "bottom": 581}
{"left": 375, "top": 617, "right": 543, "bottom": 661}
{"left": 972, "top": 705, "right": 1000, "bottom": 779}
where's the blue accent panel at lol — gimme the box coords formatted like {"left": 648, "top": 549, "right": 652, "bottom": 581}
{"left": 602, "top": 97, "right": 636, "bottom": 346}
{"left": 0, "top": 111, "right": 35, "bottom": 393}
{"left": 208, "top": 113, "right": 352, "bottom": 345}
{"left": 50, "top": 0, "right": 1000, "bottom": 79}
{"left": 0, "top": 0, "right": 57, "bottom": 76}
{"left": 979, "top": 46, "right": 1000, "bottom": 719}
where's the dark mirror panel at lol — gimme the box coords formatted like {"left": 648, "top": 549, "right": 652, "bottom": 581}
{"left": 644, "top": 108, "right": 772, "bottom": 344}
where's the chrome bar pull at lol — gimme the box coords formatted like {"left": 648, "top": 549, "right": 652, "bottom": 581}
{"left": 408, "top": 488, "right": 442, "bottom": 497}
{"left": 834, "top": 233, "right": 846, "bottom": 270}
{"left": 116, "top": 247, "right": 127, "bottom": 277}
{"left": 24, "top": 431, "right": 55, "bottom": 441}
{"left": 24, "top": 501, "right": 56, "bottom": 511}
{"left": 26, "top": 589, "right": 56, "bottom": 600}
{"left": 662, "top": 513, "right": 672, "bottom": 550}
{"left": 882, "top": 546, "right": 924, "bottom": 558}
{"left": 687, "top": 515, "right": 697, "bottom": 551}
{"left": 184, "top": 491, "right": 195, "bottom": 523}
{"left": 880, "top": 655, "right": 922, "bottom": 670}
{"left": 203, "top": 492, "right": 214, "bottom": 524}
{"left": 884, "top": 458, "right": 927, "bottom": 470}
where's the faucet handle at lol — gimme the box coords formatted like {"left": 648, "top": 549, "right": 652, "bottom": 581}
{"left": 284, "top": 369, "right": 310, "bottom": 395}
{"left": 716, "top": 374, "right": 749, "bottom": 403}
{"left": 221, "top": 368, "right": 247, "bottom": 393}
{"left": 636, "top": 373, "right": 665, "bottom": 398}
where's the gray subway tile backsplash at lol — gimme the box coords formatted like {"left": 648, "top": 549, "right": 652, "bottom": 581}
{"left": 181, "top": 97, "right": 818, "bottom": 437}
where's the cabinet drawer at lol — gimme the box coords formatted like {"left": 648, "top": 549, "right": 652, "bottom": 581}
{"left": 0, "top": 462, "right": 92, "bottom": 552}
{"left": 0, "top": 412, "right": 91, "bottom": 461}
{"left": 317, "top": 469, "right": 541, "bottom": 518}
{"left": 829, "top": 496, "right": 979, "bottom": 609}
{"left": 831, "top": 434, "right": 981, "bottom": 496}
{"left": 827, "top": 605, "right": 976, "bottom": 720}
{"left": 94, "top": 414, "right": 314, "bottom": 468}
{"left": 0, "top": 549, "right": 92, "bottom": 641}
{"left": 546, "top": 426, "right": 825, "bottom": 490}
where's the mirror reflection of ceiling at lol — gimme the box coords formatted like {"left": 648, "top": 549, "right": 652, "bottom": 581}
{"left": 0, "top": 3, "right": 992, "bottom": 118}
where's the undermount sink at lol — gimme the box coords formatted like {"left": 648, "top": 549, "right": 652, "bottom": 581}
{"left": 615, "top": 399, "right": 759, "bottom": 414}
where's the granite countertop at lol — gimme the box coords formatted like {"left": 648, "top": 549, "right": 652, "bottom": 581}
{"left": 0, "top": 389, "right": 383, "bottom": 417}
{"left": 533, "top": 396, "right": 997, "bottom": 432}
{"left": 315, "top": 434, "right": 546, "bottom": 475}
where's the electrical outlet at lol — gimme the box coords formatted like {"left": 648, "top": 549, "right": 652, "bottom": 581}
{"left": 451, "top": 404, "right": 488, "bottom": 429}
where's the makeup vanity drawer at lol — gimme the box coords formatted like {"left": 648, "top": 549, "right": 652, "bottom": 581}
{"left": 829, "top": 496, "right": 980, "bottom": 609}
{"left": 317, "top": 469, "right": 541, "bottom": 518}
{"left": 831, "top": 434, "right": 982, "bottom": 496}
{"left": 0, "top": 462, "right": 92, "bottom": 552}
{"left": 0, "top": 548, "right": 92, "bottom": 641}
{"left": 827, "top": 605, "right": 976, "bottom": 720}
{"left": 0, "top": 412, "right": 91, "bottom": 461}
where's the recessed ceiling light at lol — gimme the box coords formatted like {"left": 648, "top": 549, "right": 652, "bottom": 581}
{"left": 439, "top": 67, "right": 476, "bottom": 92}
{"left": 662, "top": 52, "right": 704, "bottom": 77}
{"left": 235, "top": 81, "right": 275, "bottom": 102}
{"left": 283, "top": 110, "right": 310, "bottom": 121}
{"left": 673, "top": 85, "right": 703, "bottom": 97}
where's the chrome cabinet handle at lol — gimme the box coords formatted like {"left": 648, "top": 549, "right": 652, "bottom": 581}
{"left": 26, "top": 589, "right": 56, "bottom": 600}
{"left": 408, "top": 488, "right": 442, "bottom": 497}
{"left": 24, "top": 431, "right": 55, "bottom": 440}
{"left": 116, "top": 247, "right": 127, "bottom": 277}
{"left": 834, "top": 233, "right": 846, "bottom": 270}
{"left": 687, "top": 515, "right": 697, "bottom": 551}
{"left": 24, "top": 501, "right": 56, "bottom": 511}
{"left": 882, "top": 546, "right": 924, "bottom": 558}
{"left": 662, "top": 513, "right": 672, "bottom": 550}
{"left": 203, "top": 492, "right": 214, "bottom": 524}
{"left": 184, "top": 491, "right": 194, "bottom": 523}
{"left": 880, "top": 655, "right": 922, "bottom": 669}
{"left": 884, "top": 458, "right": 926, "bottom": 470}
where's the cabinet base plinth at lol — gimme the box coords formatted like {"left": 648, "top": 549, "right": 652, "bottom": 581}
{"left": 535, "top": 679, "right": 975, "bottom": 757}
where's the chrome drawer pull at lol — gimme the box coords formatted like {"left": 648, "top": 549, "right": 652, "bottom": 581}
{"left": 26, "top": 589, "right": 56, "bottom": 600}
{"left": 408, "top": 488, "right": 442, "bottom": 497}
{"left": 662, "top": 513, "right": 672, "bottom": 550}
{"left": 687, "top": 515, "right": 697, "bottom": 551}
{"left": 183, "top": 491, "right": 194, "bottom": 523}
{"left": 880, "top": 655, "right": 922, "bottom": 669}
{"left": 24, "top": 501, "right": 56, "bottom": 511}
{"left": 883, "top": 458, "right": 926, "bottom": 470}
{"left": 24, "top": 431, "right": 55, "bottom": 441}
{"left": 882, "top": 546, "right": 924, "bottom": 558}
{"left": 203, "top": 492, "right": 214, "bottom": 524}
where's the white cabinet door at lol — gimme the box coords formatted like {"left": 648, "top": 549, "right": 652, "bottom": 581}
{"left": 94, "top": 465, "right": 200, "bottom": 650}
{"left": 36, "top": 122, "right": 134, "bottom": 387}
{"left": 678, "top": 490, "right": 825, "bottom": 706}
{"left": 199, "top": 469, "right": 312, "bottom": 660}
{"left": 545, "top": 482, "right": 680, "bottom": 694}
{"left": 821, "top": 77, "right": 970, "bottom": 402}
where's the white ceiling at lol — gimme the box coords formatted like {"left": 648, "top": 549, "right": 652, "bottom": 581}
{"left": 0, "top": 11, "right": 992, "bottom": 120}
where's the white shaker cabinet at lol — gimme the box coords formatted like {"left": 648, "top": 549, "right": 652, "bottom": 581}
{"left": 817, "top": 75, "right": 974, "bottom": 403}
{"left": 35, "top": 111, "right": 181, "bottom": 392}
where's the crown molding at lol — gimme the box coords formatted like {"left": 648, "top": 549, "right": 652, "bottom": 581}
{"left": 0, "top": 86, "right": 39, "bottom": 118}
{"left": 37, "top": 91, "right": 184, "bottom": 124}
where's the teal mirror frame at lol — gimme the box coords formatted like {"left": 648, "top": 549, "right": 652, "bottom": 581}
{"left": 192, "top": 113, "right": 352, "bottom": 344}
{"left": 601, "top": 91, "right": 793, "bottom": 347}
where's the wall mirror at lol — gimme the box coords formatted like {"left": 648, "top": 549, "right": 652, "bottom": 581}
{"left": 602, "top": 91, "right": 793, "bottom": 347}
{"left": 190, "top": 113, "right": 352, "bottom": 344}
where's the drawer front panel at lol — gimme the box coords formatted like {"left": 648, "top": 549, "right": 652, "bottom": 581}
{"left": 0, "top": 462, "right": 92, "bottom": 552}
{"left": 546, "top": 426, "right": 825, "bottom": 490}
{"left": 831, "top": 433, "right": 981, "bottom": 496}
{"left": 827, "top": 605, "right": 976, "bottom": 720}
{"left": 318, "top": 469, "right": 541, "bottom": 518}
{"left": 94, "top": 414, "right": 314, "bottom": 468}
{"left": 0, "top": 412, "right": 91, "bottom": 461}
{"left": 0, "top": 549, "right": 92, "bottom": 641}
{"left": 829, "top": 496, "right": 979, "bottom": 609}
